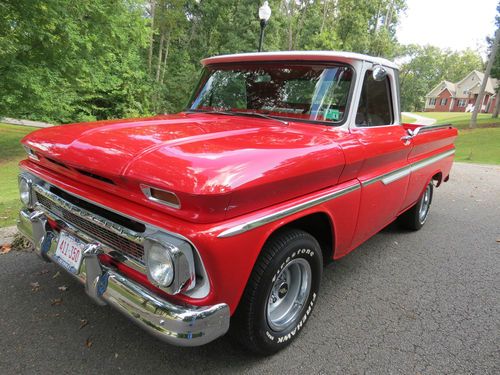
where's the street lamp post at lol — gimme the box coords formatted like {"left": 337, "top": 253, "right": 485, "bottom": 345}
{"left": 258, "top": 1, "right": 271, "bottom": 52}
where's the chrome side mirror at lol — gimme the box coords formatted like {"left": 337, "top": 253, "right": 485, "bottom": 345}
{"left": 372, "top": 65, "right": 387, "bottom": 81}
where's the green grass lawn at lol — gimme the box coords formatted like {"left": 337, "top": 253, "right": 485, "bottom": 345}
{"left": 454, "top": 128, "right": 500, "bottom": 165}
{"left": 410, "top": 112, "right": 500, "bottom": 129}
{"left": 401, "top": 114, "right": 414, "bottom": 123}
{"left": 409, "top": 112, "right": 499, "bottom": 165}
{"left": 0, "top": 123, "right": 37, "bottom": 228}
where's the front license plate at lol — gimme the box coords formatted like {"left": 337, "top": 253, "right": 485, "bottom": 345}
{"left": 54, "top": 231, "right": 86, "bottom": 274}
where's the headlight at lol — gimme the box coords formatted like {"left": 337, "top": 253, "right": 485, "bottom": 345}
{"left": 145, "top": 242, "right": 175, "bottom": 286}
{"left": 19, "top": 175, "right": 32, "bottom": 207}
{"left": 144, "top": 234, "right": 196, "bottom": 295}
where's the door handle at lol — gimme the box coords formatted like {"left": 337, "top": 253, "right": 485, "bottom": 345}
{"left": 400, "top": 135, "right": 413, "bottom": 145}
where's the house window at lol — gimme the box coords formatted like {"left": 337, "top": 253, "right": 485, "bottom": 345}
{"left": 440, "top": 98, "right": 447, "bottom": 106}
{"left": 458, "top": 99, "right": 466, "bottom": 107}
{"left": 429, "top": 98, "right": 436, "bottom": 106}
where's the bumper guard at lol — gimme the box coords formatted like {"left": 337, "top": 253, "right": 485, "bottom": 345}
{"left": 17, "top": 208, "right": 230, "bottom": 346}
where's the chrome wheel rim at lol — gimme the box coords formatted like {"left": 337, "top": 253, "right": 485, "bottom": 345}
{"left": 266, "top": 258, "right": 312, "bottom": 332}
{"left": 419, "top": 185, "right": 431, "bottom": 223}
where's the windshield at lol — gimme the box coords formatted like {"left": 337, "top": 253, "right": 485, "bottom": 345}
{"left": 187, "top": 63, "right": 354, "bottom": 124}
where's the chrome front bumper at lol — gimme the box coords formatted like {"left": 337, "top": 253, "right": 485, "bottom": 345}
{"left": 17, "top": 208, "right": 230, "bottom": 346}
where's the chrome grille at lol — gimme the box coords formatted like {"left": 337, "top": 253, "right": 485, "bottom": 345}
{"left": 35, "top": 192, "right": 144, "bottom": 261}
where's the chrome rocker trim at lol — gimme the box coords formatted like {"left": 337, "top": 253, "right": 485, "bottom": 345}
{"left": 17, "top": 208, "right": 230, "bottom": 347}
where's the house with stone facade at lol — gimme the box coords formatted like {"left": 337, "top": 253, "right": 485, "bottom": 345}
{"left": 424, "top": 71, "right": 498, "bottom": 113}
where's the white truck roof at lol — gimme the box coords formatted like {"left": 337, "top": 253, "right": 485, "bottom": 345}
{"left": 202, "top": 51, "right": 399, "bottom": 70}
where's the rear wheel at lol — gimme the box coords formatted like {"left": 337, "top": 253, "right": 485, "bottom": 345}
{"left": 398, "top": 182, "right": 433, "bottom": 230}
{"left": 231, "top": 229, "right": 322, "bottom": 355}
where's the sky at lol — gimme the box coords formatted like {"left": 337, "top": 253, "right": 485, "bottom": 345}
{"left": 396, "top": 0, "right": 498, "bottom": 57}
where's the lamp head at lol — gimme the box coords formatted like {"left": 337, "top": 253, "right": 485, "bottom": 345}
{"left": 259, "top": 1, "right": 271, "bottom": 22}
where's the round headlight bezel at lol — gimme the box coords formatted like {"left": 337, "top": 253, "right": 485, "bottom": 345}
{"left": 145, "top": 240, "right": 175, "bottom": 287}
{"left": 143, "top": 233, "right": 196, "bottom": 295}
{"left": 19, "top": 175, "right": 33, "bottom": 207}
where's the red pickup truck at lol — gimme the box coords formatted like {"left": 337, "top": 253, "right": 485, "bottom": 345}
{"left": 17, "top": 51, "right": 457, "bottom": 354}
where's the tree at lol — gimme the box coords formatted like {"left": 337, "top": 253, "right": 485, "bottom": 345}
{"left": 398, "top": 46, "right": 484, "bottom": 112}
{"left": 0, "top": 0, "right": 153, "bottom": 123}
{"left": 1, "top": 0, "right": 412, "bottom": 122}
{"left": 488, "top": 2, "right": 500, "bottom": 118}
{"left": 470, "top": 27, "right": 500, "bottom": 127}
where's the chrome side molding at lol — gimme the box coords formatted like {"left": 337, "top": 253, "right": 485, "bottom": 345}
{"left": 218, "top": 183, "right": 360, "bottom": 238}
{"left": 218, "top": 148, "right": 455, "bottom": 238}
{"left": 363, "top": 148, "right": 455, "bottom": 187}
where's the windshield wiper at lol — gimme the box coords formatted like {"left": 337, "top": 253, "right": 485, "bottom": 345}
{"left": 186, "top": 109, "right": 288, "bottom": 125}
{"left": 232, "top": 111, "right": 289, "bottom": 125}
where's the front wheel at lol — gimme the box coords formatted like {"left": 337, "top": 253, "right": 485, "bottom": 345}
{"left": 398, "top": 182, "right": 434, "bottom": 230}
{"left": 231, "top": 229, "right": 322, "bottom": 355}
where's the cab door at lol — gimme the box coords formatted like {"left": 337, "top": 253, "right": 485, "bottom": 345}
{"left": 349, "top": 64, "right": 412, "bottom": 249}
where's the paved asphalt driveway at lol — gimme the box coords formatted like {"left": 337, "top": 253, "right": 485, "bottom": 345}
{"left": 0, "top": 163, "right": 499, "bottom": 374}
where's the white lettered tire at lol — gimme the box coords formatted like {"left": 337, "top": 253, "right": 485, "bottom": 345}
{"left": 231, "top": 229, "right": 322, "bottom": 355}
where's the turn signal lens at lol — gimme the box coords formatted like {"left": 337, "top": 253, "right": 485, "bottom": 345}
{"left": 141, "top": 185, "right": 180, "bottom": 208}
{"left": 151, "top": 189, "right": 179, "bottom": 206}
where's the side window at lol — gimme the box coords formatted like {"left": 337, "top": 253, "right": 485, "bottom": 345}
{"left": 356, "top": 70, "right": 393, "bottom": 126}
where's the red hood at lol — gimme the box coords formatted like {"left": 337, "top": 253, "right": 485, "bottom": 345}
{"left": 23, "top": 114, "right": 346, "bottom": 222}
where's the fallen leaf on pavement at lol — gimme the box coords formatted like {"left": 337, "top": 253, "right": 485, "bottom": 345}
{"left": 58, "top": 285, "right": 68, "bottom": 292}
{"left": 79, "top": 319, "right": 89, "bottom": 329}
{"left": 51, "top": 298, "right": 63, "bottom": 306}
{"left": 497, "top": 238, "right": 500, "bottom": 243}
{"left": 0, "top": 243, "right": 12, "bottom": 255}
{"left": 114, "top": 353, "right": 119, "bottom": 359}
{"left": 38, "top": 269, "right": 49, "bottom": 275}
{"left": 85, "top": 337, "right": 93, "bottom": 348}
{"left": 52, "top": 271, "right": 60, "bottom": 279}
{"left": 30, "top": 282, "right": 41, "bottom": 292}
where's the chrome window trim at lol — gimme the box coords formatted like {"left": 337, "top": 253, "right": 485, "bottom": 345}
{"left": 218, "top": 148, "right": 455, "bottom": 238}
{"left": 218, "top": 183, "right": 360, "bottom": 238}
{"left": 351, "top": 61, "right": 399, "bottom": 129}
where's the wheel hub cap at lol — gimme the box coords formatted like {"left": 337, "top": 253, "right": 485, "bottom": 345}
{"left": 266, "top": 258, "right": 312, "bottom": 332}
{"left": 419, "top": 185, "right": 431, "bottom": 223}
{"left": 278, "top": 282, "right": 289, "bottom": 299}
